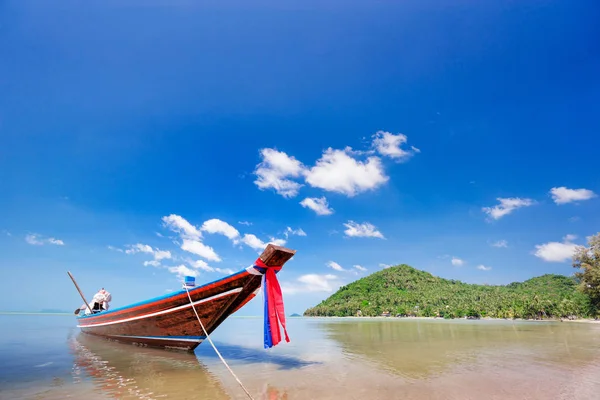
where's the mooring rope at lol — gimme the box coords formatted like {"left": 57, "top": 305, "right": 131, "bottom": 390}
{"left": 184, "top": 284, "right": 255, "bottom": 400}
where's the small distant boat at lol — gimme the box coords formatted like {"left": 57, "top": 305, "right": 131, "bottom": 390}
{"left": 72, "top": 244, "right": 295, "bottom": 351}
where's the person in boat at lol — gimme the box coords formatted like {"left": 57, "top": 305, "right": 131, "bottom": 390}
{"left": 78, "top": 288, "right": 112, "bottom": 314}
{"left": 92, "top": 288, "right": 112, "bottom": 311}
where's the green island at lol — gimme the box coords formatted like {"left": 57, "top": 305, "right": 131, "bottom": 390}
{"left": 304, "top": 267, "right": 589, "bottom": 319}
{"left": 305, "top": 233, "right": 600, "bottom": 320}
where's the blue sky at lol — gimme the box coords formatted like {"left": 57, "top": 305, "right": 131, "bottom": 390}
{"left": 1, "top": 1, "right": 599, "bottom": 315}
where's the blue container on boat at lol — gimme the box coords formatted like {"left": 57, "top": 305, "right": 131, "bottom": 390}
{"left": 184, "top": 276, "right": 195, "bottom": 287}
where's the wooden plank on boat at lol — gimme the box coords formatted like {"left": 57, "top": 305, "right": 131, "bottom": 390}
{"left": 259, "top": 244, "right": 296, "bottom": 266}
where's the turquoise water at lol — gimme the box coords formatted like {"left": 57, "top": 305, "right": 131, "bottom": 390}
{"left": 1, "top": 315, "right": 600, "bottom": 399}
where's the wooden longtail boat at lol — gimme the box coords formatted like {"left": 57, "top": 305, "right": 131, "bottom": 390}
{"left": 74, "top": 244, "right": 295, "bottom": 351}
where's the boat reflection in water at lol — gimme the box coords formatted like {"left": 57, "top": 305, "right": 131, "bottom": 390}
{"left": 70, "top": 333, "right": 231, "bottom": 400}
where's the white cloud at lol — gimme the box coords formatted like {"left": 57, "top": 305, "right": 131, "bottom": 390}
{"left": 188, "top": 259, "right": 215, "bottom": 272}
{"left": 125, "top": 243, "right": 171, "bottom": 263}
{"left": 107, "top": 245, "right": 124, "bottom": 253}
{"left": 380, "top": 263, "right": 392, "bottom": 269}
{"left": 477, "top": 265, "right": 492, "bottom": 271}
{"left": 153, "top": 249, "right": 172, "bottom": 261}
{"left": 281, "top": 274, "right": 340, "bottom": 294}
{"left": 534, "top": 235, "right": 579, "bottom": 262}
{"left": 168, "top": 264, "right": 199, "bottom": 279}
{"left": 491, "top": 240, "right": 508, "bottom": 248}
{"left": 534, "top": 242, "right": 577, "bottom": 262}
{"left": 125, "top": 243, "right": 154, "bottom": 254}
{"left": 238, "top": 221, "right": 252, "bottom": 226}
{"left": 241, "top": 234, "right": 265, "bottom": 251}
{"left": 269, "top": 237, "right": 287, "bottom": 246}
{"left": 343, "top": 221, "right": 385, "bottom": 239}
{"left": 482, "top": 197, "right": 535, "bottom": 220}
{"left": 201, "top": 218, "right": 240, "bottom": 240}
{"left": 304, "top": 148, "right": 388, "bottom": 197}
{"left": 284, "top": 227, "right": 307, "bottom": 238}
{"left": 300, "top": 196, "right": 334, "bottom": 216}
{"left": 327, "top": 261, "right": 345, "bottom": 271}
{"left": 253, "top": 148, "right": 306, "bottom": 198}
{"left": 451, "top": 257, "right": 464, "bottom": 266}
{"left": 181, "top": 239, "right": 221, "bottom": 262}
{"left": 196, "top": 217, "right": 285, "bottom": 258}
{"left": 25, "top": 234, "right": 64, "bottom": 246}
{"left": 25, "top": 235, "right": 43, "bottom": 245}
{"left": 162, "top": 214, "right": 221, "bottom": 262}
{"left": 143, "top": 260, "right": 161, "bottom": 267}
{"left": 354, "top": 265, "right": 367, "bottom": 272}
{"left": 3, "top": 230, "right": 12, "bottom": 237}
{"left": 372, "top": 131, "right": 417, "bottom": 161}
{"left": 215, "top": 267, "right": 235, "bottom": 275}
{"left": 162, "top": 214, "right": 202, "bottom": 240}
{"left": 298, "top": 274, "right": 337, "bottom": 289}
{"left": 550, "top": 187, "right": 596, "bottom": 205}
{"left": 240, "top": 233, "right": 285, "bottom": 251}
{"left": 253, "top": 136, "right": 420, "bottom": 202}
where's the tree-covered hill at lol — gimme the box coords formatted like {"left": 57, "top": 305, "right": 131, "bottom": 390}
{"left": 304, "top": 265, "right": 592, "bottom": 319}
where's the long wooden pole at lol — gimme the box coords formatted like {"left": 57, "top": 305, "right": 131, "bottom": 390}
{"left": 67, "top": 271, "right": 93, "bottom": 315}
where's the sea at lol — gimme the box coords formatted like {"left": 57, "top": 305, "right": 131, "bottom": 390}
{"left": 1, "top": 314, "right": 599, "bottom": 400}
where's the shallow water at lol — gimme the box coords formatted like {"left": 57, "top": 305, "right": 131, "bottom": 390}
{"left": 1, "top": 315, "right": 599, "bottom": 400}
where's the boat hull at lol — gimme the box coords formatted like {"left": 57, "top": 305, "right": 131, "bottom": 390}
{"left": 76, "top": 244, "right": 294, "bottom": 351}
{"left": 84, "top": 333, "right": 207, "bottom": 350}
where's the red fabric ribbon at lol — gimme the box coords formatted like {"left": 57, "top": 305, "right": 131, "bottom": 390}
{"left": 255, "top": 258, "right": 290, "bottom": 347}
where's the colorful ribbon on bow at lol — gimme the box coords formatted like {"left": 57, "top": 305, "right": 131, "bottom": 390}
{"left": 254, "top": 258, "right": 290, "bottom": 349}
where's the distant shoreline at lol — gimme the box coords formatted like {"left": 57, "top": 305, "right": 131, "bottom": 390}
{"left": 2, "top": 312, "right": 596, "bottom": 324}
{"left": 302, "top": 315, "right": 600, "bottom": 324}
{"left": 0, "top": 312, "right": 72, "bottom": 316}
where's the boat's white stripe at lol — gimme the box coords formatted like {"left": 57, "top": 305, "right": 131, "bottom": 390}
{"left": 77, "top": 287, "right": 243, "bottom": 328}
{"left": 246, "top": 265, "right": 263, "bottom": 275}
{"left": 110, "top": 335, "right": 205, "bottom": 343}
